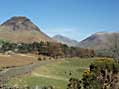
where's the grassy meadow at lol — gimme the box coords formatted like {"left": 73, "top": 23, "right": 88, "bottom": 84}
{"left": 8, "top": 57, "right": 98, "bottom": 89}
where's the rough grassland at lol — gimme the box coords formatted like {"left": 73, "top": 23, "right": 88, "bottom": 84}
{"left": 0, "top": 53, "right": 38, "bottom": 68}
{"left": 8, "top": 57, "right": 98, "bottom": 89}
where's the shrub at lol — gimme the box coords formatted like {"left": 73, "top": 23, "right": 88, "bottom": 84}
{"left": 67, "top": 58, "right": 119, "bottom": 89}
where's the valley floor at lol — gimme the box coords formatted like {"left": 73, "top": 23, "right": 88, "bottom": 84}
{"left": 7, "top": 57, "right": 97, "bottom": 89}
{"left": 0, "top": 53, "right": 38, "bottom": 69}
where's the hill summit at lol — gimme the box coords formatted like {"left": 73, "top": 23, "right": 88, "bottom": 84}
{"left": 53, "top": 35, "right": 79, "bottom": 47}
{"left": 1, "top": 16, "right": 40, "bottom": 32}
{"left": 78, "top": 32, "right": 119, "bottom": 50}
{"left": 0, "top": 16, "right": 54, "bottom": 43}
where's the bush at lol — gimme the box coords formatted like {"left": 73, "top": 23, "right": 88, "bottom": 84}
{"left": 37, "top": 57, "right": 42, "bottom": 61}
{"left": 67, "top": 78, "right": 81, "bottom": 89}
{"left": 67, "top": 58, "right": 119, "bottom": 89}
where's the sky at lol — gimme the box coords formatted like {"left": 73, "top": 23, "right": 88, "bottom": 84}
{"left": 0, "top": 0, "right": 118, "bottom": 41}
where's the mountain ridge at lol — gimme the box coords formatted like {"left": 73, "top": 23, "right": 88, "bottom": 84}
{"left": 78, "top": 32, "right": 119, "bottom": 50}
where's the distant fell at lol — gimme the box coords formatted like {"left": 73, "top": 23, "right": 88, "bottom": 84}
{"left": 78, "top": 32, "right": 119, "bottom": 50}
{"left": 53, "top": 35, "right": 79, "bottom": 47}
{"left": 0, "top": 16, "right": 54, "bottom": 43}
{"left": 1, "top": 16, "right": 40, "bottom": 32}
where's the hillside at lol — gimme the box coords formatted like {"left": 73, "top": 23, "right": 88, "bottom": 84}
{"left": 0, "top": 16, "right": 54, "bottom": 43}
{"left": 53, "top": 35, "right": 78, "bottom": 47}
{"left": 78, "top": 32, "right": 119, "bottom": 50}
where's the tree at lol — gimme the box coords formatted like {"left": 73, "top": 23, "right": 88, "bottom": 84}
{"left": 47, "top": 42, "right": 64, "bottom": 58}
{"left": 108, "top": 33, "right": 119, "bottom": 62}
{"left": 61, "top": 44, "right": 69, "bottom": 57}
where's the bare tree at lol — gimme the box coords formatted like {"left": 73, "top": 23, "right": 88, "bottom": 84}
{"left": 108, "top": 32, "right": 119, "bottom": 62}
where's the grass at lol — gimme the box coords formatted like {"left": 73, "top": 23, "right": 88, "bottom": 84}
{"left": 33, "top": 57, "right": 95, "bottom": 79}
{"left": 9, "top": 76, "right": 67, "bottom": 89}
{"left": 8, "top": 57, "right": 97, "bottom": 89}
{"left": 0, "top": 53, "right": 38, "bottom": 68}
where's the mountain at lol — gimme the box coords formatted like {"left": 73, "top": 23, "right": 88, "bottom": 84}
{"left": 78, "top": 32, "right": 119, "bottom": 50}
{"left": 53, "top": 35, "right": 79, "bottom": 47}
{"left": 0, "top": 16, "right": 54, "bottom": 43}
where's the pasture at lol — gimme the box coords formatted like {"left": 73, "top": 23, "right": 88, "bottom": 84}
{"left": 0, "top": 53, "right": 38, "bottom": 69}
{"left": 8, "top": 57, "right": 97, "bottom": 89}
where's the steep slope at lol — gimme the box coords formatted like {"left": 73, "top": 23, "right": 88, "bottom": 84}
{"left": 78, "top": 32, "right": 119, "bottom": 50}
{"left": 53, "top": 35, "right": 79, "bottom": 47}
{"left": 0, "top": 16, "right": 54, "bottom": 43}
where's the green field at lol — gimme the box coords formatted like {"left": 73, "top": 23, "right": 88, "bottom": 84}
{"left": 8, "top": 57, "right": 97, "bottom": 89}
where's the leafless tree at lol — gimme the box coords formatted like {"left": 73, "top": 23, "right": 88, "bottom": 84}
{"left": 108, "top": 32, "right": 119, "bottom": 62}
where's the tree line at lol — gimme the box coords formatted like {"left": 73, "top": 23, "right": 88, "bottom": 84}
{"left": 0, "top": 41, "right": 95, "bottom": 58}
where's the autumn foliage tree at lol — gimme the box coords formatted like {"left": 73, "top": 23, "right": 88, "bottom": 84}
{"left": 0, "top": 41, "right": 95, "bottom": 58}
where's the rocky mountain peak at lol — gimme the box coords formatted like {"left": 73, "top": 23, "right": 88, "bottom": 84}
{"left": 1, "top": 16, "right": 30, "bottom": 25}
{"left": 1, "top": 16, "right": 40, "bottom": 31}
{"left": 0, "top": 16, "right": 54, "bottom": 43}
